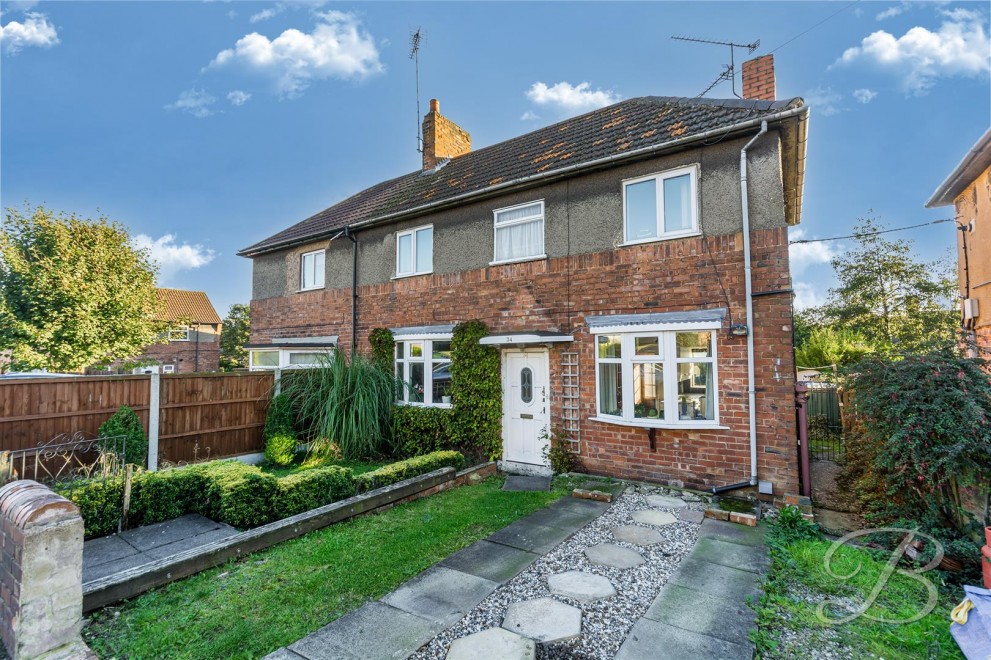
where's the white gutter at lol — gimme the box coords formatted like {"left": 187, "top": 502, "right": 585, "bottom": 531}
{"left": 740, "top": 120, "right": 768, "bottom": 486}
{"left": 240, "top": 104, "right": 808, "bottom": 257}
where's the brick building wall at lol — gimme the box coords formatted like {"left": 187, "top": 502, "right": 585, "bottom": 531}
{"left": 251, "top": 228, "right": 800, "bottom": 496}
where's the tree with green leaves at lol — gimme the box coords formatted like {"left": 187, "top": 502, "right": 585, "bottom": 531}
{"left": 219, "top": 303, "right": 251, "bottom": 371}
{"left": 801, "top": 216, "right": 957, "bottom": 356}
{"left": 0, "top": 205, "right": 161, "bottom": 372}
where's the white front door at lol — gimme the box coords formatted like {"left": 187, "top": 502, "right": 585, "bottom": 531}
{"left": 502, "top": 349, "right": 550, "bottom": 466}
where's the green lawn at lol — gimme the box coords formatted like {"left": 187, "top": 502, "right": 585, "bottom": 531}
{"left": 258, "top": 456, "right": 389, "bottom": 478}
{"left": 755, "top": 534, "right": 964, "bottom": 659}
{"left": 85, "top": 475, "right": 572, "bottom": 659}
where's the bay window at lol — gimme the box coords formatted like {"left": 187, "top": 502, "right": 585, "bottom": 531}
{"left": 623, "top": 165, "right": 698, "bottom": 244}
{"left": 395, "top": 337, "right": 452, "bottom": 406}
{"left": 493, "top": 200, "right": 544, "bottom": 264}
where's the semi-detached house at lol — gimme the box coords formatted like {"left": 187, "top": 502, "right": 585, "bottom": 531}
{"left": 239, "top": 54, "right": 810, "bottom": 499}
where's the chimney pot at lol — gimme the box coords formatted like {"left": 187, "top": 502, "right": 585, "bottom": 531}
{"left": 422, "top": 99, "right": 470, "bottom": 171}
{"left": 429, "top": 98, "right": 439, "bottom": 113}
{"left": 742, "top": 54, "right": 776, "bottom": 101}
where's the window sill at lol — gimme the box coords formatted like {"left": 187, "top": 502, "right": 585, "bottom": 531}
{"left": 396, "top": 401, "right": 453, "bottom": 410}
{"left": 589, "top": 415, "right": 728, "bottom": 431}
{"left": 489, "top": 254, "right": 547, "bottom": 267}
{"left": 619, "top": 231, "right": 701, "bottom": 248}
{"left": 392, "top": 271, "right": 433, "bottom": 280}
{"left": 298, "top": 286, "right": 325, "bottom": 293}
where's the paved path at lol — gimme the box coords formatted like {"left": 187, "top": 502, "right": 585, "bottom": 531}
{"left": 82, "top": 514, "right": 239, "bottom": 583}
{"left": 614, "top": 518, "right": 768, "bottom": 660}
{"left": 265, "top": 497, "right": 610, "bottom": 660}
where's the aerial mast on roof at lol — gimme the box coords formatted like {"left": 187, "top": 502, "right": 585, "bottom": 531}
{"left": 409, "top": 27, "right": 425, "bottom": 154}
{"left": 671, "top": 35, "right": 760, "bottom": 98}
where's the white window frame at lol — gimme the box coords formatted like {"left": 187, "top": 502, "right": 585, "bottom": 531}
{"left": 591, "top": 325, "right": 723, "bottom": 429}
{"left": 394, "top": 225, "right": 433, "bottom": 278}
{"left": 491, "top": 200, "right": 546, "bottom": 265}
{"left": 161, "top": 364, "right": 176, "bottom": 374}
{"left": 300, "top": 249, "right": 325, "bottom": 291}
{"left": 169, "top": 325, "right": 190, "bottom": 342}
{"left": 248, "top": 348, "right": 334, "bottom": 370}
{"left": 621, "top": 165, "right": 699, "bottom": 245}
{"left": 395, "top": 335, "right": 453, "bottom": 408}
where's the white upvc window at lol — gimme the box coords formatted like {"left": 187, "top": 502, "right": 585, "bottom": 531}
{"left": 248, "top": 348, "right": 333, "bottom": 370}
{"left": 396, "top": 225, "right": 433, "bottom": 277}
{"left": 593, "top": 329, "right": 719, "bottom": 427}
{"left": 169, "top": 325, "right": 190, "bottom": 342}
{"left": 395, "top": 337, "right": 453, "bottom": 407}
{"left": 300, "top": 250, "right": 326, "bottom": 291}
{"left": 161, "top": 364, "right": 176, "bottom": 374}
{"left": 492, "top": 200, "right": 545, "bottom": 264}
{"left": 622, "top": 165, "right": 699, "bottom": 244}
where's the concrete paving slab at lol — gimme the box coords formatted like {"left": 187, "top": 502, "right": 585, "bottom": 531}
{"left": 139, "top": 525, "right": 242, "bottom": 561}
{"left": 615, "top": 618, "right": 752, "bottom": 660}
{"left": 547, "top": 571, "right": 616, "bottom": 602}
{"left": 117, "top": 514, "right": 223, "bottom": 552}
{"left": 584, "top": 543, "right": 645, "bottom": 569}
{"left": 631, "top": 510, "right": 678, "bottom": 526}
{"left": 486, "top": 520, "right": 572, "bottom": 555}
{"left": 669, "top": 557, "right": 762, "bottom": 602}
{"left": 288, "top": 602, "right": 439, "bottom": 660}
{"left": 82, "top": 550, "right": 151, "bottom": 583}
{"left": 644, "top": 583, "right": 756, "bottom": 647}
{"left": 522, "top": 507, "right": 597, "bottom": 532}
{"left": 382, "top": 566, "right": 499, "bottom": 627}
{"left": 698, "top": 518, "right": 765, "bottom": 547}
{"left": 501, "top": 598, "right": 582, "bottom": 644}
{"left": 502, "top": 476, "right": 551, "bottom": 492}
{"left": 677, "top": 509, "right": 705, "bottom": 524}
{"left": 645, "top": 495, "right": 688, "bottom": 509}
{"left": 691, "top": 536, "right": 769, "bottom": 574}
{"left": 440, "top": 540, "right": 540, "bottom": 584}
{"left": 611, "top": 525, "right": 664, "bottom": 546}
{"left": 446, "top": 628, "right": 535, "bottom": 660}
{"left": 262, "top": 648, "right": 307, "bottom": 659}
{"left": 548, "top": 497, "right": 610, "bottom": 515}
{"left": 83, "top": 534, "right": 139, "bottom": 567}
{"left": 578, "top": 480, "right": 626, "bottom": 496}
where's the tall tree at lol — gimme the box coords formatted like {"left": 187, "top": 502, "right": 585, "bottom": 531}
{"left": 0, "top": 206, "right": 161, "bottom": 372}
{"left": 219, "top": 303, "right": 250, "bottom": 371}
{"left": 808, "top": 217, "right": 957, "bottom": 355}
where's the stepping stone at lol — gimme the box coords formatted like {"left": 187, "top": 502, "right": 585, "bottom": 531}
{"left": 645, "top": 494, "right": 687, "bottom": 509}
{"left": 611, "top": 525, "right": 664, "bottom": 546}
{"left": 501, "top": 597, "right": 582, "bottom": 643}
{"left": 584, "top": 543, "right": 645, "bottom": 569}
{"left": 631, "top": 510, "right": 678, "bottom": 527}
{"left": 677, "top": 508, "right": 705, "bottom": 524}
{"left": 503, "top": 476, "right": 551, "bottom": 492}
{"left": 578, "top": 480, "right": 626, "bottom": 496}
{"left": 447, "top": 628, "right": 535, "bottom": 660}
{"left": 548, "top": 571, "right": 617, "bottom": 602}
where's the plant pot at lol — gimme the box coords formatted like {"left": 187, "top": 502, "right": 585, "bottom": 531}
{"left": 441, "top": 396, "right": 451, "bottom": 404}
{"left": 938, "top": 555, "right": 964, "bottom": 573}
{"left": 985, "top": 526, "right": 991, "bottom": 547}
{"left": 983, "top": 527, "right": 991, "bottom": 589}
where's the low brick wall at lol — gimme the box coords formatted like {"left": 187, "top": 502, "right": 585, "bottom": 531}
{"left": 1, "top": 480, "right": 93, "bottom": 659}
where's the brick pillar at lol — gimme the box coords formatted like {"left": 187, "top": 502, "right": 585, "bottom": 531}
{"left": 0, "top": 480, "right": 93, "bottom": 660}
{"left": 742, "top": 54, "right": 776, "bottom": 101}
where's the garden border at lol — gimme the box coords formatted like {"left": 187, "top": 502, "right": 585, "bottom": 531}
{"left": 82, "top": 462, "right": 496, "bottom": 611}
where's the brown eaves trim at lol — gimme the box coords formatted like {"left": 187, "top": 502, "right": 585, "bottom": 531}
{"left": 926, "top": 127, "right": 991, "bottom": 208}
{"left": 238, "top": 104, "right": 810, "bottom": 258}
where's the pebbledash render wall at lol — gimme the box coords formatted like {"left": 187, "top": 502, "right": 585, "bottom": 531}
{"left": 249, "top": 133, "right": 800, "bottom": 496}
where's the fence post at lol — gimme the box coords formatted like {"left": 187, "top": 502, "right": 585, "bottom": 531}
{"left": 795, "top": 382, "right": 811, "bottom": 498}
{"left": 147, "top": 373, "right": 160, "bottom": 472}
{"left": 274, "top": 368, "right": 282, "bottom": 396}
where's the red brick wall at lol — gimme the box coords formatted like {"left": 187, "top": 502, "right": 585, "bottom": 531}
{"left": 251, "top": 228, "right": 799, "bottom": 495}
{"left": 743, "top": 55, "right": 776, "bottom": 101}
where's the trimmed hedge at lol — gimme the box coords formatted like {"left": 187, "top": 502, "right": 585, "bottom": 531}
{"left": 392, "top": 406, "right": 456, "bottom": 458}
{"left": 356, "top": 451, "right": 465, "bottom": 492}
{"left": 265, "top": 433, "right": 297, "bottom": 467}
{"left": 60, "top": 450, "right": 466, "bottom": 538}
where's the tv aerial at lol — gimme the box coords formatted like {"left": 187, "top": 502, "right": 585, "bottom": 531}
{"left": 671, "top": 35, "right": 760, "bottom": 98}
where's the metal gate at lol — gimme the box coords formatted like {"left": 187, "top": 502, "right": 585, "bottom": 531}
{"left": 804, "top": 383, "right": 844, "bottom": 460}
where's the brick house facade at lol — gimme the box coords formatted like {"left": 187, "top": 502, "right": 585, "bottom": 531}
{"left": 241, "top": 55, "right": 810, "bottom": 498}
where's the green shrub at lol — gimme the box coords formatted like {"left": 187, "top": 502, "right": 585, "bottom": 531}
{"left": 57, "top": 477, "right": 125, "bottom": 538}
{"left": 99, "top": 405, "right": 148, "bottom": 468}
{"left": 541, "top": 428, "right": 577, "bottom": 475}
{"left": 275, "top": 466, "right": 356, "bottom": 518}
{"left": 368, "top": 327, "right": 395, "bottom": 373}
{"left": 197, "top": 461, "right": 278, "bottom": 529}
{"left": 450, "top": 321, "right": 502, "bottom": 459}
{"left": 265, "top": 433, "right": 298, "bottom": 467}
{"left": 392, "top": 406, "right": 456, "bottom": 457}
{"left": 264, "top": 393, "right": 296, "bottom": 439}
{"left": 356, "top": 450, "right": 464, "bottom": 492}
{"left": 128, "top": 465, "right": 207, "bottom": 527}
{"left": 768, "top": 505, "right": 821, "bottom": 547}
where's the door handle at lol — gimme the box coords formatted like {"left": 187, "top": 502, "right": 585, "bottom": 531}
{"left": 520, "top": 413, "right": 533, "bottom": 420}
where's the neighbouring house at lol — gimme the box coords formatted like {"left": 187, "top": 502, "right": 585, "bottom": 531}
{"left": 239, "top": 54, "right": 810, "bottom": 497}
{"left": 927, "top": 128, "right": 991, "bottom": 357}
{"left": 93, "top": 288, "right": 223, "bottom": 374}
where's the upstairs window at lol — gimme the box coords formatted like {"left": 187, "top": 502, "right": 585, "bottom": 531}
{"left": 493, "top": 201, "right": 544, "bottom": 264}
{"left": 396, "top": 225, "right": 433, "bottom": 277}
{"left": 169, "top": 325, "right": 190, "bottom": 342}
{"left": 623, "top": 166, "right": 698, "bottom": 244}
{"left": 395, "top": 338, "right": 452, "bottom": 406}
{"left": 300, "top": 250, "right": 325, "bottom": 291}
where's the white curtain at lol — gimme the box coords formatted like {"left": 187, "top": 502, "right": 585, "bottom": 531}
{"left": 599, "top": 364, "right": 621, "bottom": 415}
{"left": 496, "top": 219, "right": 544, "bottom": 261}
{"left": 704, "top": 363, "right": 715, "bottom": 419}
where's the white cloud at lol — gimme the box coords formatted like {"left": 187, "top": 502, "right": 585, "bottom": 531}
{"left": 520, "top": 110, "right": 540, "bottom": 121}
{"left": 165, "top": 89, "right": 217, "bottom": 118}
{"left": 525, "top": 81, "right": 621, "bottom": 114}
{"left": 793, "top": 281, "right": 826, "bottom": 311}
{"left": 227, "top": 90, "right": 251, "bottom": 106}
{"left": 876, "top": 4, "right": 907, "bottom": 21}
{"left": 205, "top": 10, "right": 383, "bottom": 97}
{"left": 853, "top": 87, "right": 878, "bottom": 103}
{"left": 789, "top": 228, "right": 838, "bottom": 276}
{"left": 837, "top": 8, "right": 991, "bottom": 93}
{"left": 133, "top": 234, "right": 216, "bottom": 282}
{"left": 249, "top": 5, "right": 284, "bottom": 23}
{"left": 0, "top": 12, "right": 58, "bottom": 54}
{"left": 4, "top": 1, "right": 40, "bottom": 11}
{"left": 804, "top": 86, "right": 843, "bottom": 116}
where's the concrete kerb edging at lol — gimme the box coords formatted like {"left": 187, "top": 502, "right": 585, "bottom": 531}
{"left": 83, "top": 465, "right": 497, "bottom": 612}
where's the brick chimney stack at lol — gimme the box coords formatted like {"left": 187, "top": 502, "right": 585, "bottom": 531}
{"left": 422, "top": 99, "right": 471, "bottom": 171}
{"left": 742, "top": 54, "right": 776, "bottom": 101}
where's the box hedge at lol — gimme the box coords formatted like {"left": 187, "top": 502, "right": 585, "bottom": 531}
{"left": 392, "top": 406, "right": 457, "bottom": 458}
{"left": 275, "top": 466, "right": 356, "bottom": 519}
{"left": 356, "top": 450, "right": 465, "bottom": 492}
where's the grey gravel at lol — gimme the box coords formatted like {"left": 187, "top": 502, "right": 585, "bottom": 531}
{"left": 410, "top": 484, "right": 704, "bottom": 659}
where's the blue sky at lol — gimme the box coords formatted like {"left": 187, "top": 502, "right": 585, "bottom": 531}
{"left": 2, "top": 1, "right": 989, "bottom": 317}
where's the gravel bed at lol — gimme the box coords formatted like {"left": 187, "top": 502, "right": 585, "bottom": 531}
{"left": 410, "top": 484, "right": 706, "bottom": 659}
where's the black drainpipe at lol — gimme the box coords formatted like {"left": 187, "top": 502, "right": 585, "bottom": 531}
{"left": 344, "top": 226, "right": 358, "bottom": 355}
